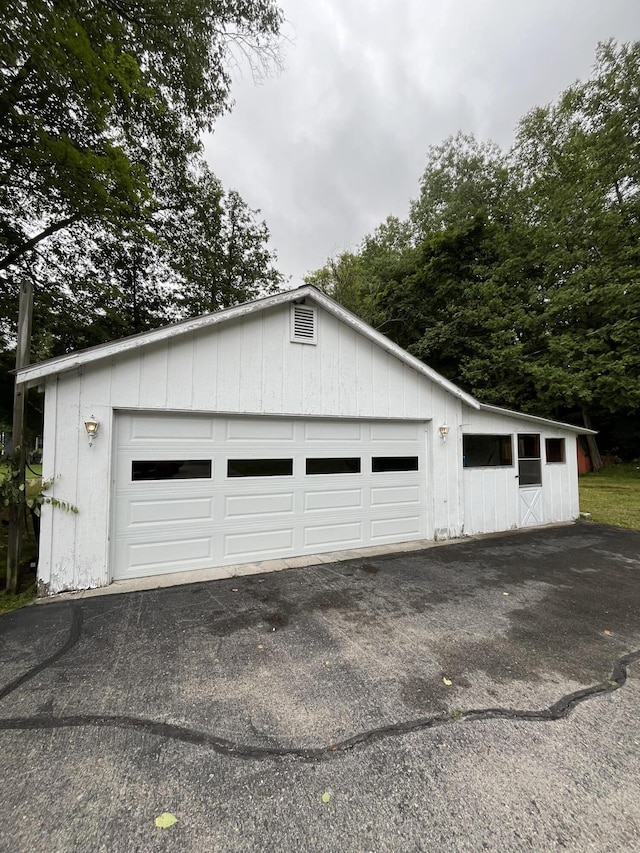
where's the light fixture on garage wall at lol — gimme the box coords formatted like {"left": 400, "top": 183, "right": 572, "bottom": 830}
{"left": 84, "top": 416, "right": 99, "bottom": 447}
{"left": 438, "top": 424, "right": 449, "bottom": 442}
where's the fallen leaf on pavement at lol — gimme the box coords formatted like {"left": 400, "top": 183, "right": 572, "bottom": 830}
{"left": 443, "top": 677, "right": 452, "bottom": 686}
{"left": 155, "top": 813, "right": 178, "bottom": 829}
{"left": 604, "top": 629, "right": 612, "bottom": 636}
{"left": 321, "top": 792, "right": 331, "bottom": 803}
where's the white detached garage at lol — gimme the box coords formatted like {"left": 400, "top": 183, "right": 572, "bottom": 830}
{"left": 16, "top": 285, "right": 593, "bottom": 596}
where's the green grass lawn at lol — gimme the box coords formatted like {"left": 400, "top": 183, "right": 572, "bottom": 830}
{"left": 579, "top": 463, "right": 640, "bottom": 531}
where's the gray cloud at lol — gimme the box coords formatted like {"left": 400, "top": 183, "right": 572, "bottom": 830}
{"left": 203, "top": 0, "right": 640, "bottom": 284}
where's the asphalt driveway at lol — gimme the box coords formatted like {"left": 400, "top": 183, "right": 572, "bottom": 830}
{"left": 1, "top": 524, "right": 640, "bottom": 852}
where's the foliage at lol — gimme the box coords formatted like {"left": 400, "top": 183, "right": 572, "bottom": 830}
{"left": 306, "top": 40, "right": 640, "bottom": 455}
{"left": 304, "top": 215, "right": 417, "bottom": 328}
{"left": 409, "top": 132, "right": 511, "bottom": 238}
{"left": 1, "top": 0, "right": 284, "bottom": 272}
{"left": 579, "top": 464, "right": 640, "bottom": 530}
{"left": 0, "top": 160, "right": 284, "bottom": 363}
{"left": 0, "top": 1, "right": 286, "bottom": 381}
{"left": 0, "top": 583, "right": 36, "bottom": 615}
{"left": 0, "top": 453, "right": 77, "bottom": 516}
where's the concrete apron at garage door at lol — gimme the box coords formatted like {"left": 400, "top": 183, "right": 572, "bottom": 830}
{"left": 42, "top": 523, "right": 575, "bottom": 602}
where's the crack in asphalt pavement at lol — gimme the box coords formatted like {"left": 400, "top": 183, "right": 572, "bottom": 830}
{"left": 1, "top": 604, "right": 638, "bottom": 763}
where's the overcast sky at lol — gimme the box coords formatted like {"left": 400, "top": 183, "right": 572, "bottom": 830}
{"left": 203, "top": 0, "right": 640, "bottom": 286}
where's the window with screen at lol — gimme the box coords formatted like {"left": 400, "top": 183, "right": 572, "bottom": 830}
{"left": 463, "top": 435, "right": 513, "bottom": 468}
{"left": 518, "top": 434, "right": 542, "bottom": 486}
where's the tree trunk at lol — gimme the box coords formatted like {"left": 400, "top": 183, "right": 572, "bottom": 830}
{"left": 6, "top": 279, "right": 33, "bottom": 593}
{"left": 581, "top": 407, "right": 604, "bottom": 472}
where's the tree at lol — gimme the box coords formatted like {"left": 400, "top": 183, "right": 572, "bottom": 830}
{"left": 410, "top": 132, "right": 511, "bottom": 239}
{"left": 305, "top": 41, "right": 640, "bottom": 462}
{"left": 1, "top": 0, "right": 285, "bottom": 592}
{"left": 304, "top": 216, "right": 417, "bottom": 328}
{"left": 0, "top": 158, "right": 285, "bottom": 362}
{"left": 513, "top": 40, "right": 640, "bottom": 462}
{"left": 1, "top": 0, "right": 284, "bottom": 273}
{"left": 172, "top": 179, "right": 284, "bottom": 316}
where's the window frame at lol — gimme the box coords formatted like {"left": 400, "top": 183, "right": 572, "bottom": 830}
{"left": 131, "top": 460, "right": 212, "bottom": 481}
{"left": 517, "top": 433, "right": 542, "bottom": 487}
{"left": 545, "top": 438, "right": 566, "bottom": 464}
{"left": 227, "top": 458, "right": 294, "bottom": 478}
{"left": 371, "top": 456, "right": 420, "bottom": 473}
{"left": 305, "top": 457, "right": 361, "bottom": 475}
{"left": 462, "top": 434, "right": 514, "bottom": 469}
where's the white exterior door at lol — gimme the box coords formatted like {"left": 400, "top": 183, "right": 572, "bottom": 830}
{"left": 112, "top": 412, "right": 429, "bottom": 580}
{"left": 517, "top": 433, "right": 544, "bottom": 527}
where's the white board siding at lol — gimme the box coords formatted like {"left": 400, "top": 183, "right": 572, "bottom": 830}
{"left": 543, "top": 435, "right": 579, "bottom": 523}
{"left": 461, "top": 411, "right": 579, "bottom": 535}
{"left": 36, "top": 303, "right": 465, "bottom": 592}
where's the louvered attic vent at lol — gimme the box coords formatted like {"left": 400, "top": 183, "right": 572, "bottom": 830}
{"left": 290, "top": 304, "right": 317, "bottom": 344}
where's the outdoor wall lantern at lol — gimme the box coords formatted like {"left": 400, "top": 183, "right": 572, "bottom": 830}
{"left": 84, "top": 416, "right": 99, "bottom": 447}
{"left": 438, "top": 424, "right": 450, "bottom": 442}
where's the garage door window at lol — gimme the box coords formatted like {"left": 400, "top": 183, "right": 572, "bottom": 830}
{"left": 132, "top": 460, "right": 212, "bottom": 481}
{"left": 372, "top": 456, "right": 419, "bottom": 472}
{"left": 306, "top": 457, "right": 361, "bottom": 475}
{"left": 227, "top": 459, "right": 293, "bottom": 477}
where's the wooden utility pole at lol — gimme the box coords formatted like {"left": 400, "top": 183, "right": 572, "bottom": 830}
{"left": 6, "top": 280, "right": 33, "bottom": 593}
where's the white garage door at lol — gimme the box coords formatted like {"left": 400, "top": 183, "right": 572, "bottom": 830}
{"left": 112, "top": 412, "right": 429, "bottom": 580}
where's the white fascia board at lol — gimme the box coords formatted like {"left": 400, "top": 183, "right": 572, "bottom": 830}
{"left": 307, "top": 288, "right": 481, "bottom": 410}
{"left": 16, "top": 286, "right": 302, "bottom": 386}
{"left": 477, "top": 403, "right": 598, "bottom": 434}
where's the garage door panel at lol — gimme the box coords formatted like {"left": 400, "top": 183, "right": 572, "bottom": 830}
{"left": 371, "top": 421, "right": 420, "bottom": 441}
{"left": 128, "top": 496, "right": 214, "bottom": 526}
{"left": 371, "top": 515, "right": 422, "bottom": 539}
{"left": 304, "top": 488, "right": 363, "bottom": 511}
{"left": 225, "top": 418, "right": 294, "bottom": 441}
{"left": 126, "top": 535, "right": 214, "bottom": 570}
{"left": 224, "top": 492, "right": 294, "bottom": 518}
{"left": 304, "top": 420, "right": 362, "bottom": 441}
{"left": 303, "top": 521, "right": 363, "bottom": 548}
{"left": 370, "top": 484, "right": 421, "bottom": 507}
{"left": 223, "top": 528, "right": 294, "bottom": 559}
{"left": 126, "top": 414, "right": 214, "bottom": 442}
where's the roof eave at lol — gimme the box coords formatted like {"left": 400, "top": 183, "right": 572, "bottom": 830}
{"left": 477, "top": 403, "right": 598, "bottom": 434}
{"left": 15, "top": 287, "right": 304, "bottom": 386}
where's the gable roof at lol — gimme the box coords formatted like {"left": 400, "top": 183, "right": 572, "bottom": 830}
{"left": 16, "top": 285, "right": 481, "bottom": 409}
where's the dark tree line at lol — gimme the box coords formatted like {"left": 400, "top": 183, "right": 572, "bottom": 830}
{"left": 306, "top": 41, "right": 640, "bottom": 461}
